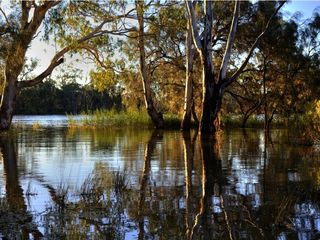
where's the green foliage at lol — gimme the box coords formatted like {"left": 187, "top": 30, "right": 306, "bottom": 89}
{"left": 90, "top": 66, "right": 117, "bottom": 93}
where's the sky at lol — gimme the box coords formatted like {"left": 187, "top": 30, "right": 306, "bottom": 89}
{"left": 25, "top": 1, "right": 320, "bottom": 85}
{"left": 284, "top": 0, "right": 320, "bottom": 18}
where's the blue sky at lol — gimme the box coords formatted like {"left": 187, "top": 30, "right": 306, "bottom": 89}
{"left": 283, "top": 1, "right": 320, "bottom": 18}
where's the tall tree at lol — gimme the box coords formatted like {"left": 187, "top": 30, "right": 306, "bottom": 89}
{"left": 135, "top": 1, "right": 164, "bottom": 128}
{"left": 186, "top": 0, "right": 285, "bottom": 134}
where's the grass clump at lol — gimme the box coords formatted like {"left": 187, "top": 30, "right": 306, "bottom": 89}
{"left": 81, "top": 109, "right": 151, "bottom": 128}
{"left": 221, "top": 114, "right": 265, "bottom": 128}
{"left": 68, "top": 109, "right": 181, "bottom": 129}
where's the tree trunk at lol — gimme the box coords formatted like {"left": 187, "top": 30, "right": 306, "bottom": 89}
{"left": 0, "top": 76, "right": 18, "bottom": 130}
{"left": 262, "top": 57, "right": 268, "bottom": 132}
{"left": 0, "top": 2, "right": 61, "bottom": 131}
{"left": 136, "top": 1, "right": 164, "bottom": 129}
{"left": 242, "top": 114, "right": 250, "bottom": 128}
{"left": 191, "top": 102, "right": 199, "bottom": 126}
{"left": 0, "top": 39, "right": 28, "bottom": 130}
{"left": 181, "top": 22, "right": 195, "bottom": 130}
{"left": 199, "top": 66, "right": 223, "bottom": 134}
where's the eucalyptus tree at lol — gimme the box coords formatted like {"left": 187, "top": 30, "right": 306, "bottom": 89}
{"left": 298, "top": 11, "right": 320, "bottom": 99}
{"left": 97, "top": 1, "right": 189, "bottom": 128}
{"left": 135, "top": 1, "right": 164, "bottom": 128}
{"left": 133, "top": 1, "right": 195, "bottom": 128}
{"left": 68, "top": 1, "right": 184, "bottom": 128}
{"left": 0, "top": 1, "right": 133, "bottom": 130}
{"left": 186, "top": 0, "right": 285, "bottom": 134}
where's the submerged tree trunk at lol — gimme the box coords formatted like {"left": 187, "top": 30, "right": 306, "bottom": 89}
{"left": 181, "top": 22, "right": 196, "bottom": 130}
{"left": 136, "top": 1, "right": 164, "bottom": 129}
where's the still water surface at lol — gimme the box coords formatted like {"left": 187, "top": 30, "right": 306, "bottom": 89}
{"left": 0, "top": 116, "right": 319, "bottom": 239}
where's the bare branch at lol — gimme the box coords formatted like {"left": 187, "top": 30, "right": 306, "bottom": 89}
{"left": 224, "top": 1, "right": 286, "bottom": 88}
{"left": 0, "top": 7, "right": 10, "bottom": 25}
{"left": 185, "top": 1, "right": 202, "bottom": 51}
{"left": 219, "top": 0, "right": 240, "bottom": 81}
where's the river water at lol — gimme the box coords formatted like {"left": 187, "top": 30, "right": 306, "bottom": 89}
{"left": 0, "top": 116, "right": 319, "bottom": 239}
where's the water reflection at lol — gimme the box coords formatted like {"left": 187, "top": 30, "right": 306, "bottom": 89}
{"left": 138, "top": 130, "right": 163, "bottom": 240}
{"left": 0, "top": 128, "right": 319, "bottom": 239}
{"left": 183, "top": 130, "right": 197, "bottom": 239}
{"left": 0, "top": 134, "right": 42, "bottom": 239}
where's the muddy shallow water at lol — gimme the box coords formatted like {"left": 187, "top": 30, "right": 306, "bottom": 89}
{"left": 0, "top": 117, "right": 320, "bottom": 239}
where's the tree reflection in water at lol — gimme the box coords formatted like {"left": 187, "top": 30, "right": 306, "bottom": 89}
{"left": 0, "top": 129, "right": 320, "bottom": 239}
{"left": 0, "top": 134, "right": 42, "bottom": 239}
{"left": 138, "top": 130, "right": 163, "bottom": 240}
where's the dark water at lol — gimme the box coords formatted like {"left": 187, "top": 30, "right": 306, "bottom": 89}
{"left": 1, "top": 119, "right": 320, "bottom": 239}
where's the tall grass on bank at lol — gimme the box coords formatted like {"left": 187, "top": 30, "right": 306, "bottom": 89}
{"left": 221, "top": 114, "right": 287, "bottom": 129}
{"left": 67, "top": 109, "right": 181, "bottom": 129}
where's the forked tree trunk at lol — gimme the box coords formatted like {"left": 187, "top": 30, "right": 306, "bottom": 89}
{"left": 186, "top": 0, "right": 284, "bottom": 135}
{"left": 136, "top": 1, "right": 164, "bottom": 129}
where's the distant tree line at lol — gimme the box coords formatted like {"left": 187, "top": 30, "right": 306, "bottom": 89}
{"left": 15, "top": 79, "right": 122, "bottom": 115}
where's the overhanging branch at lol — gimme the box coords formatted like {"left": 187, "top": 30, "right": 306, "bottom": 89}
{"left": 18, "top": 58, "right": 64, "bottom": 89}
{"left": 223, "top": 1, "right": 286, "bottom": 89}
